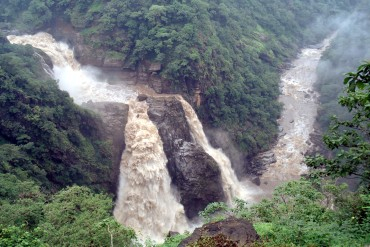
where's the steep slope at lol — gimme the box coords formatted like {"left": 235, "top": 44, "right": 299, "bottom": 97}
{"left": 0, "top": 0, "right": 359, "bottom": 162}
{"left": 0, "top": 35, "right": 112, "bottom": 191}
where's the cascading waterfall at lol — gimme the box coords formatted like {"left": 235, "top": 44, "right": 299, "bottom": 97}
{"left": 7, "top": 32, "right": 136, "bottom": 104}
{"left": 7, "top": 32, "right": 188, "bottom": 240}
{"left": 6, "top": 30, "right": 331, "bottom": 234}
{"left": 177, "top": 96, "right": 253, "bottom": 203}
{"left": 113, "top": 100, "right": 188, "bottom": 241}
{"left": 7, "top": 31, "right": 286, "bottom": 240}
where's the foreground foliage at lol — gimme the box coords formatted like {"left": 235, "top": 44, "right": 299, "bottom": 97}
{"left": 0, "top": 185, "right": 138, "bottom": 247}
{"left": 198, "top": 62, "right": 370, "bottom": 246}
{"left": 200, "top": 180, "right": 370, "bottom": 246}
{"left": 307, "top": 62, "right": 370, "bottom": 188}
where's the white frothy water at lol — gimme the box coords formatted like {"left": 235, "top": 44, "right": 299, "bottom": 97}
{"left": 7, "top": 32, "right": 136, "bottom": 104}
{"left": 177, "top": 96, "right": 257, "bottom": 202}
{"left": 113, "top": 100, "right": 188, "bottom": 242}
{"left": 260, "top": 35, "right": 334, "bottom": 191}
{"left": 7, "top": 32, "right": 188, "bottom": 241}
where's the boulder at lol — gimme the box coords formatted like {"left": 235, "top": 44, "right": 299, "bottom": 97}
{"left": 179, "top": 217, "right": 260, "bottom": 247}
{"left": 137, "top": 94, "right": 148, "bottom": 101}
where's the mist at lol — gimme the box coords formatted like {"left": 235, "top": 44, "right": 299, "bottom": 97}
{"left": 318, "top": 10, "right": 370, "bottom": 74}
{"left": 314, "top": 8, "right": 370, "bottom": 127}
{"left": 7, "top": 32, "right": 137, "bottom": 104}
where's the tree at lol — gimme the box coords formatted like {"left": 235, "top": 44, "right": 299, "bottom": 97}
{"left": 0, "top": 225, "right": 45, "bottom": 247}
{"left": 39, "top": 186, "right": 138, "bottom": 246}
{"left": 198, "top": 179, "right": 370, "bottom": 246}
{"left": 306, "top": 62, "right": 370, "bottom": 188}
{"left": 0, "top": 174, "right": 45, "bottom": 229}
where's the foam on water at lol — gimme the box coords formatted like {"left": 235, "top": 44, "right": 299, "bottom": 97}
{"left": 7, "top": 32, "right": 136, "bottom": 104}
{"left": 260, "top": 35, "right": 335, "bottom": 188}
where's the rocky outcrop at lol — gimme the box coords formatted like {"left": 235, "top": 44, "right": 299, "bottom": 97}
{"left": 48, "top": 19, "right": 107, "bottom": 67}
{"left": 250, "top": 151, "right": 276, "bottom": 176}
{"left": 172, "top": 139, "right": 225, "bottom": 218}
{"left": 146, "top": 96, "right": 226, "bottom": 218}
{"left": 47, "top": 19, "right": 170, "bottom": 92}
{"left": 79, "top": 96, "right": 225, "bottom": 217}
{"left": 179, "top": 217, "right": 260, "bottom": 247}
{"left": 81, "top": 101, "right": 129, "bottom": 193}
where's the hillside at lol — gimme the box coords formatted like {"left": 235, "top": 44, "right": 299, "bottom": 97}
{"left": 0, "top": 1, "right": 369, "bottom": 246}
{"left": 0, "top": 35, "right": 113, "bottom": 191}
{"left": 0, "top": 0, "right": 360, "bottom": 159}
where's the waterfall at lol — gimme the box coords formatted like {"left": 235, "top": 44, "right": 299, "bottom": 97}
{"left": 7, "top": 31, "right": 258, "bottom": 240}
{"left": 7, "top": 32, "right": 136, "bottom": 104}
{"left": 113, "top": 100, "right": 188, "bottom": 241}
{"left": 177, "top": 96, "right": 253, "bottom": 203}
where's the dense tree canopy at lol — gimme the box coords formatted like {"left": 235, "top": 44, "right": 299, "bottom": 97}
{"left": 0, "top": 1, "right": 369, "bottom": 246}
{"left": 0, "top": 35, "right": 112, "bottom": 191}
{"left": 0, "top": 0, "right": 361, "bottom": 156}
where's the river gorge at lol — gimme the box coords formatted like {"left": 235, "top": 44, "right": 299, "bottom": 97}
{"left": 7, "top": 32, "right": 331, "bottom": 241}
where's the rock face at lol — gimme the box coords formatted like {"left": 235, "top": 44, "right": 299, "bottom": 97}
{"left": 47, "top": 19, "right": 171, "bottom": 92}
{"left": 179, "top": 217, "right": 260, "bottom": 247}
{"left": 250, "top": 151, "right": 276, "bottom": 176}
{"left": 146, "top": 96, "right": 226, "bottom": 218}
{"left": 80, "top": 97, "right": 225, "bottom": 218}
{"left": 172, "top": 139, "right": 225, "bottom": 218}
{"left": 81, "top": 101, "right": 129, "bottom": 193}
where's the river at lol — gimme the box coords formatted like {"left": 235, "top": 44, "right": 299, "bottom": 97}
{"left": 7, "top": 31, "right": 333, "bottom": 240}
{"left": 258, "top": 36, "right": 334, "bottom": 196}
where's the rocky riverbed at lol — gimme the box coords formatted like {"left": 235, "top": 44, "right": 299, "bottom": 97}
{"left": 257, "top": 36, "right": 334, "bottom": 197}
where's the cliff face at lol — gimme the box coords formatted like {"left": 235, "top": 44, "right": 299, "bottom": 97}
{"left": 82, "top": 97, "right": 226, "bottom": 218}
{"left": 81, "top": 101, "right": 129, "bottom": 193}
{"left": 146, "top": 96, "right": 226, "bottom": 218}
{"left": 47, "top": 20, "right": 172, "bottom": 94}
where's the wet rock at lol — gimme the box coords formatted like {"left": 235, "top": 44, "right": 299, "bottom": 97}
{"left": 148, "top": 62, "right": 162, "bottom": 72}
{"left": 35, "top": 49, "right": 53, "bottom": 69}
{"left": 81, "top": 101, "right": 129, "bottom": 194}
{"left": 167, "top": 231, "right": 180, "bottom": 238}
{"left": 179, "top": 217, "right": 260, "bottom": 247}
{"left": 204, "top": 128, "right": 246, "bottom": 178}
{"left": 103, "top": 56, "right": 124, "bottom": 68}
{"left": 147, "top": 97, "right": 226, "bottom": 218}
{"left": 148, "top": 74, "right": 163, "bottom": 93}
{"left": 251, "top": 176, "right": 261, "bottom": 186}
{"left": 249, "top": 151, "right": 276, "bottom": 176}
{"left": 137, "top": 94, "right": 148, "bottom": 101}
{"left": 172, "top": 139, "right": 225, "bottom": 218}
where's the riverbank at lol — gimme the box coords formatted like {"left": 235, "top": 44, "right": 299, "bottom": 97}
{"left": 256, "top": 35, "right": 334, "bottom": 198}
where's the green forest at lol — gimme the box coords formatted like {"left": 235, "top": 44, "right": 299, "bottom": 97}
{"left": 0, "top": 0, "right": 369, "bottom": 246}
{"left": 0, "top": 0, "right": 362, "bottom": 156}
